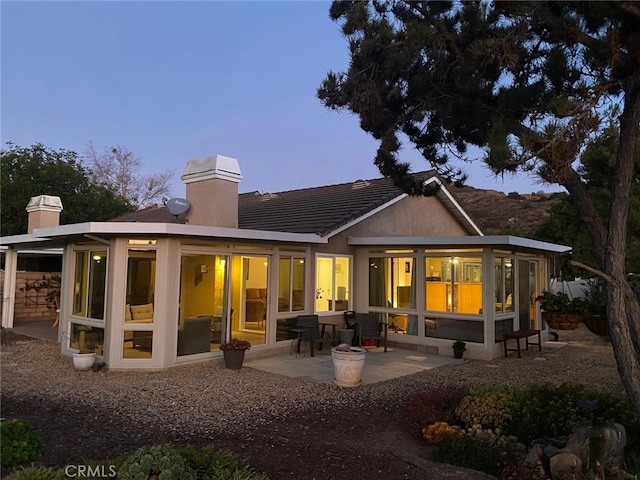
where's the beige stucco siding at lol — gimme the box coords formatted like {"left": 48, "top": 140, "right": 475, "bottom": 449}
{"left": 343, "top": 195, "right": 469, "bottom": 238}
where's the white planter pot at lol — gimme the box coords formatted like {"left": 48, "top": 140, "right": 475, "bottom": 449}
{"left": 72, "top": 352, "right": 96, "bottom": 370}
{"left": 331, "top": 346, "right": 366, "bottom": 387}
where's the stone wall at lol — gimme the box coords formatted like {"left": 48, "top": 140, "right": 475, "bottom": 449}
{"left": 0, "top": 271, "right": 61, "bottom": 322}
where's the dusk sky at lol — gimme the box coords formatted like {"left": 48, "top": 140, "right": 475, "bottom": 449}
{"left": 2, "top": 1, "right": 554, "bottom": 199}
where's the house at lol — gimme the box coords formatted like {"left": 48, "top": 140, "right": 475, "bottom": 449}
{"left": 0, "top": 154, "right": 570, "bottom": 369}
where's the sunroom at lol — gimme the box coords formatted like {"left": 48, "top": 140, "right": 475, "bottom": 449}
{"left": 350, "top": 236, "right": 570, "bottom": 360}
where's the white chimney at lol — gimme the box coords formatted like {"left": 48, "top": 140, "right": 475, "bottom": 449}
{"left": 181, "top": 155, "right": 242, "bottom": 228}
{"left": 26, "top": 195, "right": 63, "bottom": 234}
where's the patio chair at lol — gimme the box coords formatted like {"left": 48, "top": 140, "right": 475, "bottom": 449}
{"left": 295, "top": 315, "right": 335, "bottom": 357}
{"left": 355, "top": 312, "right": 388, "bottom": 352}
{"left": 177, "top": 316, "right": 213, "bottom": 356}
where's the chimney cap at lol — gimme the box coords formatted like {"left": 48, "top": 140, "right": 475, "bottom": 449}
{"left": 26, "top": 195, "right": 63, "bottom": 213}
{"left": 181, "top": 154, "right": 243, "bottom": 184}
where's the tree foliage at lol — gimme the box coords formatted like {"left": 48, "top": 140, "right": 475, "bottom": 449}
{"left": 1, "top": 142, "right": 135, "bottom": 236}
{"left": 319, "top": 1, "right": 640, "bottom": 415}
{"left": 535, "top": 120, "right": 640, "bottom": 274}
{"left": 85, "top": 142, "right": 175, "bottom": 208}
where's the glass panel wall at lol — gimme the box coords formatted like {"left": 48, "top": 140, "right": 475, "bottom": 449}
{"left": 369, "top": 256, "right": 417, "bottom": 335}
{"left": 122, "top": 249, "right": 157, "bottom": 359}
{"left": 278, "top": 257, "right": 305, "bottom": 313}
{"left": 72, "top": 250, "right": 107, "bottom": 319}
{"left": 494, "top": 257, "right": 515, "bottom": 314}
{"left": 424, "top": 317, "right": 484, "bottom": 343}
{"left": 425, "top": 256, "right": 483, "bottom": 314}
{"left": 315, "top": 255, "right": 350, "bottom": 313}
{"left": 276, "top": 256, "right": 305, "bottom": 342}
{"left": 70, "top": 323, "right": 104, "bottom": 354}
{"left": 178, "top": 254, "right": 228, "bottom": 356}
{"left": 230, "top": 255, "right": 267, "bottom": 346}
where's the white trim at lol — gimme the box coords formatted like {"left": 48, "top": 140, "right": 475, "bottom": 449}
{"left": 1, "top": 222, "right": 327, "bottom": 246}
{"left": 326, "top": 194, "right": 408, "bottom": 238}
{"left": 348, "top": 234, "right": 571, "bottom": 254}
{"left": 325, "top": 176, "right": 482, "bottom": 238}
{"left": 425, "top": 177, "right": 484, "bottom": 236}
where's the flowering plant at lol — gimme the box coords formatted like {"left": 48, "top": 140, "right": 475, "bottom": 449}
{"left": 219, "top": 338, "right": 251, "bottom": 351}
{"left": 534, "top": 290, "right": 583, "bottom": 314}
{"left": 422, "top": 422, "right": 464, "bottom": 445}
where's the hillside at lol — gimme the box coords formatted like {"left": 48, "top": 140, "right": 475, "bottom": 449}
{"left": 449, "top": 184, "right": 561, "bottom": 236}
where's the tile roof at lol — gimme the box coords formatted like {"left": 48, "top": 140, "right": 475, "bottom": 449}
{"left": 111, "top": 171, "right": 447, "bottom": 236}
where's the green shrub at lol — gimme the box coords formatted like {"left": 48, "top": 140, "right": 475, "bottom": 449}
{"left": 404, "top": 386, "right": 466, "bottom": 438}
{"left": 118, "top": 444, "right": 195, "bottom": 480}
{"left": 505, "top": 384, "right": 638, "bottom": 444}
{"left": 0, "top": 419, "right": 44, "bottom": 469}
{"left": 4, "top": 466, "right": 64, "bottom": 480}
{"left": 433, "top": 434, "right": 513, "bottom": 476}
{"left": 454, "top": 390, "right": 516, "bottom": 430}
{"left": 176, "top": 445, "right": 268, "bottom": 480}
{"left": 465, "top": 425, "right": 526, "bottom": 462}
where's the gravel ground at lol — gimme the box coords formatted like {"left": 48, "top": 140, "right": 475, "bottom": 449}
{"left": 0, "top": 324, "right": 625, "bottom": 479}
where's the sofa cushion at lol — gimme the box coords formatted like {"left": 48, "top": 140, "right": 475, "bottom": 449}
{"left": 130, "top": 303, "right": 154, "bottom": 322}
{"left": 125, "top": 304, "right": 133, "bottom": 322}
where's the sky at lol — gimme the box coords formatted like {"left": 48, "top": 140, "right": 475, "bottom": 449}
{"left": 1, "top": 1, "right": 554, "bottom": 199}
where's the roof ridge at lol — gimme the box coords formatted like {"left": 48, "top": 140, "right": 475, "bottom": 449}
{"left": 239, "top": 170, "right": 437, "bottom": 198}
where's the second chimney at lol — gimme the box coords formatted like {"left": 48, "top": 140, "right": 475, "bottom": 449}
{"left": 26, "top": 195, "right": 63, "bottom": 234}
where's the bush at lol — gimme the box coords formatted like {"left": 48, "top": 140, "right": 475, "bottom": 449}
{"left": 118, "top": 444, "right": 195, "bottom": 480}
{"left": 422, "top": 422, "right": 464, "bottom": 445}
{"left": 433, "top": 434, "right": 513, "bottom": 476}
{"left": 175, "top": 445, "right": 268, "bottom": 480}
{"left": 455, "top": 390, "right": 516, "bottom": 430}
{"left": 405, "top": 386, "right": 466, "bottom": 438}
{"left": 0, "top": 419, "right": 43, "bottom": 469}
{"left": 505, "top": 384, "right": 638, "bottom": 444}
{"left": 4, "top": 467, "right": 64, "bottom": 480}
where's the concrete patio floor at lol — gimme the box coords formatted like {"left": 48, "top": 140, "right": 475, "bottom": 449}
{"left": 8, "top": 320, "right": 462, "bottom": 385}
{"left": 244, "top": 345, "right": 462, "bottom": 385}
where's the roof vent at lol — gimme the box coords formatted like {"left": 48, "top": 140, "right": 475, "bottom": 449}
{"left": 259, "top": 192, "right": 278, "bottom": 201}
{"left": 352, "top": 179, "right": 370, "bottom": 189}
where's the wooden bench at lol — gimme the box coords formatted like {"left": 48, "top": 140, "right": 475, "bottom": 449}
{"left": 503, "top": 329, "right": 541, "bottom": 358}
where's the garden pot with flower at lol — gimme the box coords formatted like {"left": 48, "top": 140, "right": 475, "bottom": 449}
{"left": 452, "top": 340, "right": 466, "bottom": 359}
{"left": 219, "top": 338, "right": 251, "bottom": 370}
{"left": 535, "top": 290, "right": 583, "bottom": 330}
{"left": 331, "top": 343, "right": 366, "bottom": 387}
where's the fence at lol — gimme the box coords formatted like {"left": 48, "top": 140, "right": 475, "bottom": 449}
{"left": 0, "top": 271, "right": 61, "bottom": 322}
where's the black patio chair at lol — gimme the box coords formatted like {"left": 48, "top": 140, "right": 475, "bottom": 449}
{"left": 355, "top": 312, "right": 388, "bottom": 352}
{"left": 295, "top": 315, "right": 335, "bottom": 357}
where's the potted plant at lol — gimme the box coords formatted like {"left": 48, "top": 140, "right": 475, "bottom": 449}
{"left": 72, "top": 343, "right": 97, "bottom": 370}
{"left": 219, "top": 338, "right": 251, "bottom": 370}
{"left": 331, "top": 343, "right": 366, "bottom": 387}
{"left": 452, "top": 340, "right": 466, "bottom": 359}
{"left": 535, "top": 290, "right": 583, "bottom": 330}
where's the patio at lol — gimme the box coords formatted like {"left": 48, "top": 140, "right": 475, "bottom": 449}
{"left": 244, "top": 345, "right": 462, "bottom": 385}
{"left": 9, "top": 319, "right": 461, "bottom": 384}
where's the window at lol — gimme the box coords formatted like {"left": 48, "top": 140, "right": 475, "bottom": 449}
{"left": 368, "top": 257, "right": 416, "bottom": 309}
{"left": 425, "top": 256, "right": 483, "bottom": 314}
{"left": 125, "top": 250, "right": 156, "bottom": 323}
{"left": 494, "top": 257, "right": 514, "bottom": 314}
{"left": 315, "top": 255, "right": 350, "bottom": 313}
{"left": 72, "top": 250, "right": 107, "bottom": 320}
{"left": 278, "top": 257, "right": 305, "bottom": 313}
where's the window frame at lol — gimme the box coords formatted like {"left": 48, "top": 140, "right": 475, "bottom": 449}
{"left": 315, "top": 254, "right": 352, "bottom": 314}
